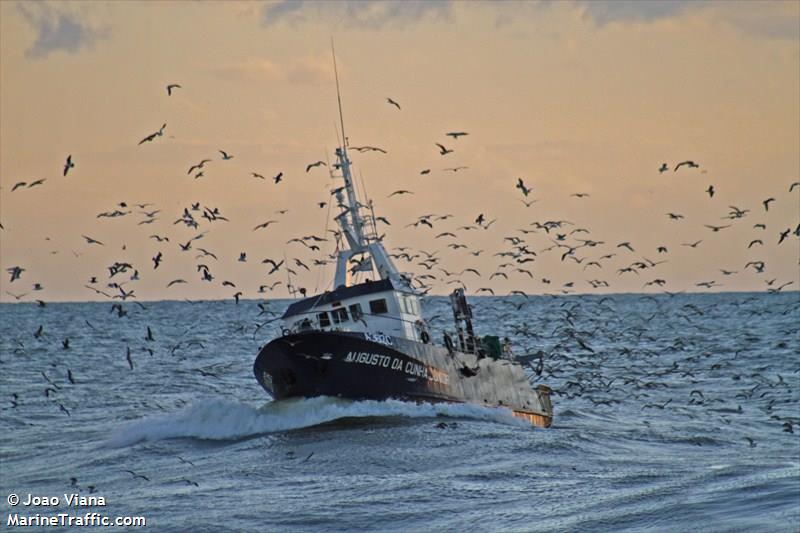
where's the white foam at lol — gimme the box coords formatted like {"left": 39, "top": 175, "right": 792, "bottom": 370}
{"left": 105, "top": 396, "right": 526, "bottom": 447}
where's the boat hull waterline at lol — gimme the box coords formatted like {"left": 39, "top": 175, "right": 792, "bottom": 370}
{"left": 254, "top": 331, "right": 553, "bottom": 428}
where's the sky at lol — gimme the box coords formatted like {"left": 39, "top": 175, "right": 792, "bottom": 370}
{"left": 1, "top": 0, "right": 798, "bottom": 303}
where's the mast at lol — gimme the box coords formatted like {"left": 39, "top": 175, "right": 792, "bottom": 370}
{"left": 328, "top": 42, "right": 411, "bottom": 292}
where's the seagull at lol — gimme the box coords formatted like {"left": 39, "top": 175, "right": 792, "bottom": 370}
{"left": 273, "top": 172, "right": 284, "bottom": 184}
{"left": 762, "top": 198, "right": 775, "bottom": 211}
{"left": 82, "top": 235, "right": 104, "bottom": 245}
{"left": 674, "top": 160, "right": 699, "bottom": 171}
{"left": 420, "top": 169, "right": 431, "bottom": 175}
{"left": 251, "top": 172, "right": 266, "bottom": 180}
{"left": 63, "top": 155, "right": 74, "bottom": 176}
{"left": 435, "top": 143, "right": 453, "bottom": 155}
{"left": 166, "top": 84, "right": 182, "bottom": 96}
{"left": 388, "top": 190, "right": 413, "bottom": 197}
{"left": 187, "top": 159, "right": 211, "bottom": 175}
{"left": 516, "top": 178, "right": 531, "bottom": 197}
{"left": 443, "top": 166, "right": 469, "bottom": 172}
{"left": 386, "top": 97, "right": 401, "bottom": 110}
{"left": 705, "top": 185, "right": 715, "bottom": 197}
{"left": 28, "top": 178, "right": 46, "bottom": 188}
{"left": 219, "top": 150, "right": 234, "bottom": 160}
{"left": 704, "top": 224, "right": 731, "bottom": 232}
{"left": 253, "top": 220, "right": 278, "bottom": 231}
{"left": 658, "top": 163, "right": 668, "bottom": 173}
{"left": 138, "top": 123, "right": 166, "bottom": 145}
{"left": 124, "top": 470, "right": 150, "bottom": 482}
{"left": 306, "top": 161, "right": 326, "bottom": 172}
{"left": 12, "top": 182, "right": 27, "bottom": 191}
{"left": 446, "top": 132, "right": 469, "bottom": 139}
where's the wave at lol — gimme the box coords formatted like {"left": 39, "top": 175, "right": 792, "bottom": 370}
{"left": 105, "top": 396, "right": 527, "bottom": 447}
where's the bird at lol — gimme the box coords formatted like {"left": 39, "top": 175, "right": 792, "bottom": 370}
{"left": 682, "top": 240, "right": 702, "bottom": 248}
{"left": 435, "top": 143, "right": 453, "bottom": 155}
{"left": 219, "top": 150, "right": 234, "bottom": 160}
{"left": 446, "top": 132, "right": 469, "bottom": 139}
{"left": 166, "top": 84, "right": 182, "bottom": 96}
{"left": 386, "top": 97, "right": 401, "bottom": 110}
{"left": 187, "top": 159, "right": 211, "bottom": 174}
{"left": 705, "top": 185, "right": 715, "bottom": 197}
{"left": 27, "top": 178, "right": 46, "bottom": 188}
{"left": 704, "top": 224, "right": 731, "bottom": 232}
{"left": 63, "top": 155, "right": 74, "bottom": 176}
{"left": 388, "top": 190, "right": 413, "bottom": 197}
{"left": 674, "top": 160, "right": 699, "bottom": 171}
{"left": 667, "top": 213, "right": 684, "bottom": 220}
{"left": 145, "top": 327, "right": 154, "bottom": 342}
{"left": 762, "top": 198, "right": 775, "bottom": 211}
{"left": 443, "top": 166, "right": 468, "bottom": 172}
{"left": 138, "top": 123, "right": 166, "bottom": 145}
{"left": 658, "top": 163, "right": 668, "bottom": 173}
{"left": 125, "top": 346, "right": 133, "bottom": 370}
{"left": 12, "top": 181, "right": 27, "bottom": 191}
{"left": 747, "top": 239, "right": 763, "bottom": 248}
{"left": 516, "top": 178, "right": 531, "bottom": 197}
{"left": 253, "top": 220, "right": 278, "bottom": 231}
{"left": 82, "top": 235, "right": 104, "bottom": 245}
{"left": 306, "top": 161, "right": 326, "bottom": 172}
{"left": 273, "top": 172, "right": 284, "bottom": 184}
{"left": 251, "top": 172, "right": 266, "bottom": 180}
{"left": 420, "top": 169, "right": 431, "bottom": 175}
{"left": 124, "top": 470, "right": 150, "bottom": 482}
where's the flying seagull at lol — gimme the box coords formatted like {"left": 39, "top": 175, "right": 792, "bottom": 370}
{"left": 138, "top": 123, "right": 166, "bottom": 145}
{"left": 386, "top": 97, "right": 401, "bottom": 110}
{"left": 63, "top": 155, "right": 74, "bottom": 176}
{"left": 219, "top": 150, "right": 234, "bottom": 160}
{"left": 435, "top": 143, "right": 453, "bottom": 155}
{"left": 674, "top": 160, "right": 699, "bottom": 171}
{"left": 446, "top": 132, "right": 469, "bottom": 139}
{"left": 306, "top": 161, "right": 326, "bottom": 173}
{"left": 166, "top": 84, "right": 182, "bottom": 96}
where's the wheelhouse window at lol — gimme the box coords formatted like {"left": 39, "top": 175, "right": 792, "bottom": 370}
{"left": 317, "top": 312, "right": 331, "bottom": 328}
{"left": 331, "top": 307, "right": 349, "bottom": 324}
{"left": 349, "top": 303, "right": 363, "bottom": 320}
{"left": 369, "top": 298, "right": 388, "bottom": 314}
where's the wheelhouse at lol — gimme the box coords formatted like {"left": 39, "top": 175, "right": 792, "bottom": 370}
{"left": 281, "top": 279, "right": 427, "bottom": 342}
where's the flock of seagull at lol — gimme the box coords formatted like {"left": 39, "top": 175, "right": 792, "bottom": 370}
{"left": 3, "top": 86, "right": 799, "bottom": 305}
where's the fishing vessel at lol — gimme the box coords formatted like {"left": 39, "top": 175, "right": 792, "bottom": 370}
{"left": 253, "top": 52, "right": 553, "bottom": 428}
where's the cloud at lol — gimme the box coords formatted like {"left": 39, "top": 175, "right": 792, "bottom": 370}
{"left": 17, "top": 3, "right": 107, "bottom": 59}
{"left": 572, "top": 0, "right": 696, "bottom": 26}
{"left": 261, "top": 0, "right": 452, "bottom": 30}
{"left": 206, "top": 56, "right": 333, "bottom": 85}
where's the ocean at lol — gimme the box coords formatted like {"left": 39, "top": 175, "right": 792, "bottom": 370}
{"left": 1, "top": 292, "right": 798, "bottom": 532}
